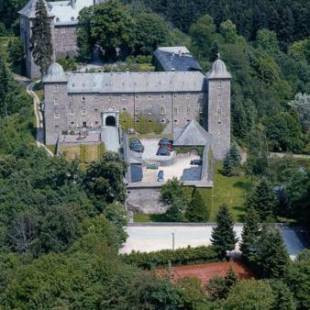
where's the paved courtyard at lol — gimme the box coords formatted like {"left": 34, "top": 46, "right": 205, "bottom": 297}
{"left": 140, "top": 138, "right": 201, "bottom": 183}
{"left": 121, "top": 224, "right": 306, "bottom": 260}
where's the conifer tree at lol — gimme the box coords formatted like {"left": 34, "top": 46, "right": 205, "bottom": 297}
{"left": 222, "top": 144, "right": 241, "bottom": 176}
{"left": 246, "top": 178, "right": 277, "bottom": 221}
{"left": 211, "top": 205, "right": 237, "bottom": 259}
{"left": 240, "top": 207, "right": 260, "bottom": 263}
{"left": 31, "top": 0, "right": 53, "bottom": 76}
{"left": 255, "top": 225, "right": 289, "bottom": 278}
{"left": 185, "top": 188, "right": 209, "bottom": 222}
{"left": 0, "top": 56, "right": 11, "bottom": 117}
{"left": 222, "top": 153, "right": 234, "bottom": 176}
{"left": 229, "top": 144, "right": 241, "bottom": 167}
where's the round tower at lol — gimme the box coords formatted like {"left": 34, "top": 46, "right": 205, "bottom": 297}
{"left": 207, "top": 54, "right": 232, "bottom": 160}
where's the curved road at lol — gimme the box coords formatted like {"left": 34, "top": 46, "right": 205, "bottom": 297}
{"left": 26, "top": 81, "right": 54, "bottom": 157}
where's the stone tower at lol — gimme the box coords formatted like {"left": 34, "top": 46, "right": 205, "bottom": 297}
{"left": 19, "top": 0, "right": 55, "bottom": 78}
{"left": 207, "top": 55, "right": 232, "bottom": 160}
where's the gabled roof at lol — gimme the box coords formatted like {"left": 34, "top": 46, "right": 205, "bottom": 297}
{"left": 19, "top": 0, "right": 52, "bottom": 18}
{"left": 154, "top": 46, "right": 202, "bottom": 72}
{"left": 19, "top": 0, "right": 102, "bottom": 25}
{"left": 173, "top": 120, "right": 212, "bottom": 146}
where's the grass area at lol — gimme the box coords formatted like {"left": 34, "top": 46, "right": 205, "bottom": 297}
{"left": 198, "top": 166, "right": 253, "bottom": 222}
{"left": 133, "top": 213, "right": 153, "bottom": 223}
{"left": 133, "top": 164, "right": 253, "bottom": 223}
{"left": 60, "top": 143, "right": 105, "bottom": 163}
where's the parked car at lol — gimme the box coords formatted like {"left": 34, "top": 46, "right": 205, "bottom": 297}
{"left": 190, "top": 159, "right": 202, "bottom": 166}
{"left": 157, "top": 170, "right": 164, "bottom": 182}
{"left": 129, "top": 138, "right": 144, "bottom": 153}
{"left": 159, "top": 137, "right": 173, "bottom": 151}
{"left": 156, "top": 145, "right": 170, "bottom": 156}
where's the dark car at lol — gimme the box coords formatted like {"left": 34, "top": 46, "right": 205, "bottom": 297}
{"left": 159, "top": 138, "right": 172, "bottom": 145}
{"left": 157, "top": 145, "right": 170, "bottom": 156}
{"left": 190, "top": 159, "right": 202, "bottom": 166}
{"left": 129, "top": 138, "right": 144, "bottom": 153}
{"left": 157, "top": 170, "right": 164, "bottom": 182}
{"left": 131, "top": 164, "right": 143, "bottom": 183}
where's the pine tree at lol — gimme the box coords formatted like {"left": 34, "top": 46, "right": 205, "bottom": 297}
{"left": 255, "top": 225, "right": 290, "bottom": 278}
{"left": 185, "top": 188, "right": 209, "bottom": 222}
{"left": 247, "top": 178, "right": 277, "bottom": 221}
{"left": 222, "top": 153, "right": 234, "bottom": 176}
{"left": 0, "top": 56, "right": 11, "bottom": 117}
{"left": 229, "top": 144, "right": 241, "bottom": 167}
{"left": 211, "top": 204, "right": 237, "bottom": 259}
{"left": 240, "top": 207, "right": 260, "bottom": 263}
{"left": 222, "top": 144, "right": 241, "bottom": 177}
{"left": 31, "top": 0, "right": 53, "bottom": 76}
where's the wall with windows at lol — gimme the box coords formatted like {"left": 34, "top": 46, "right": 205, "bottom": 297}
{"left": 44, "top": 84, "right": 207, "bottom": 145}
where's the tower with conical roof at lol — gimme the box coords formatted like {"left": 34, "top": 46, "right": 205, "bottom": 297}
{"left": 207, "top": 54, "right": 232, "bottom": 160}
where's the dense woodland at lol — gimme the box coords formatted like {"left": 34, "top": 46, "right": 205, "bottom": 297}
{"left": 0, "top": 0, "right": 310, "bottom": 308}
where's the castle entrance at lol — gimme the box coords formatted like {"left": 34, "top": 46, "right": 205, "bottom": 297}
{"left": 106, "top": 115, "right": 116, "bottom": 127}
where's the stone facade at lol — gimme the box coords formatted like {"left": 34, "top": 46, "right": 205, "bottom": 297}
{"left": 19, "top": 0, "right": 105, "bottom": 78}
{"left": 43, "top": 58, "right": 231, "bottom": 160}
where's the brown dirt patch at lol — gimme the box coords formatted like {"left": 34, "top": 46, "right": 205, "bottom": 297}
{"left": 157, "top": 260, "right": 254, "bottom": 285}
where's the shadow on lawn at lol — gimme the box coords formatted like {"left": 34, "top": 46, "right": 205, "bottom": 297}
{"left": 233, "top": 180, "right": 253, "bottom": 192}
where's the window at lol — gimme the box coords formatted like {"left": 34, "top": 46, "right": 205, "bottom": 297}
{"left": 81, "top": 110, "right": 86, "bottom": 116}
{"left": 161, "top": 95, "right": 165, "bottom": 99}
{"left": 82, "top": 96, "right": 86, "bottom": 102}
{"left": 94, "top": 108, "right": 98, "bottom": 112}
{"left": 70, "top": 121, "right": 75, "bottom": 125}
{"left": 161, "top": 119, "right": 166, "bottom": 123}
{"left": 174, "top": 120, "right": 178, "bottom": 123}
{"left": 174, "top": 108, "right": 178, "bottom": 115}
{"left": 83, "top": 121, "right": 87, "bottom": 127}
{"left": 55, "top": 125, "right": 59, "bottom": 128}
{"left": 122, "top": 107, "right": 127, "bottom": 111}
{"left": 54, "top": 112, "right": 60, "bottom": 119}
{"left": 95, "top": 121, "right": 99, "bottom": 125}
{"left": 187, "top": 106, "right": 190, "bottom": 113}
{"left": 53, "top": 99, "right": 58, "bottom": 105}
{"left": 160, "top": 106, "right": 165, "bottom": 115}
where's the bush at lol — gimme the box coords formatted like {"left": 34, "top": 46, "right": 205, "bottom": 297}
{"left": 122, "top": 246, "right": 218, "bottom": 269}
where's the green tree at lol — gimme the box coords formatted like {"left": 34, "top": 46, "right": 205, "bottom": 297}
{"left": 133, "top": 12, "right": 169, "bottom": 54}
{"left": 268, "top": 280, "right": 296, "bottom": 310}
{"left": 8, "top": 37, "right": 23, "bottom": 73}
{"left": 79, "top": 0, "right": 135, "bottom": 60}
{"left": 160, "top": 178, "right": 185, "bottom": 205}
{"left": 30, "top": 0, "right": 53, "bottom": 76}
{"left": 224, "top": 280, "right": 275, "bottom": 310}
{"left": 220, "top": 20, "right": 238, "bottom": 44}
{"left": 164, "top": 198, "right": 187, "bottom": 222}
{"left": 286, "top": 250, "right": 310, "bottom": 309}
{"left": 255, "top": 225, "right": 290, "bottom": 278}
{"left": 211, "top": 205, "right": 237, "bottom": 259}
{"left": 222, "top": 144, "right": 241, "bottom": 177}
{"left": 190, "top": 14, "right": 216, "bottom": 58}
{"left": 185, "top": 188, "right": 209, "bottom": 222}
{"left": 246, "top": 179, "right": 277, "bottom": 221}
{"left": 0, "top": 57, "right": 11, "bottom": 117}
{"left": 240, "top": 207, "right": 260, "bottom": 263}
{"left": 207, "top": 268, "right": 238, "bottom": 301}
{"left": 256, "top": 29, "right": 279, "bottom": 55}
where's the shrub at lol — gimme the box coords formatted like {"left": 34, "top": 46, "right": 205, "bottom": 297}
{"left": 122, "top": 246, "right": 218, "bottom": 269}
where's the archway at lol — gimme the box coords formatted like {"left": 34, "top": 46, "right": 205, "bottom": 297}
{"left": 106, "top": 115, "right": 116, "bottom": 126}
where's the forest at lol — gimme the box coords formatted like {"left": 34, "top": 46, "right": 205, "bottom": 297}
{"left": 0, "top": 0, "right": 310, "bottom": 308}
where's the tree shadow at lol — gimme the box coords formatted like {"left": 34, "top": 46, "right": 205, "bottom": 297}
{"left": 233, "top": 181, "right": 252, "bottom": 192}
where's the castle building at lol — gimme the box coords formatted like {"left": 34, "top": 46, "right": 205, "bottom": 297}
{"left": 43, "top": 56, "right": 231, "bottom": 160}
{"left": 19, "top": 0, "right": 105, "bottom": 78}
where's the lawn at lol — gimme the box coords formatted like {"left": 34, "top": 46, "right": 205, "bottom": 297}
{"left": 198, "top": 165, "right": 253, "bottom": 222}
{"left": 60, "top": 143, "right": 105, "bottom": 163}
{"left": 133, "top": 164, "right": 253, "bottom": 223}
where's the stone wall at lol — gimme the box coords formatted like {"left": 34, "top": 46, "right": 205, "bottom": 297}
{"left": 54, "top": 25, "right": 78, "bottom": 58}
{"left": 207, "top": 79, "right": 231, "bottom": 160}
{"left": 44, "top": 83, "right": 206, "bottom": 145}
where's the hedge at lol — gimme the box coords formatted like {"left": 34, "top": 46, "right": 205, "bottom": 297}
{"left": 121, "top": 246, "right": 218, "bottom": 269}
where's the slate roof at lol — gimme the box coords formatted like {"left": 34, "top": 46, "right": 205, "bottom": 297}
{"left": 19, "top": 0, "right": 102, "bottom": 25}
{"left": 173, "top": 120, "right": 212, "bottom": 146}
{"left": 154, "top": 46, "right": 202, "bottom": 72}
{"left": 65, "top": 71, "right": 207, "bottom": 93}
